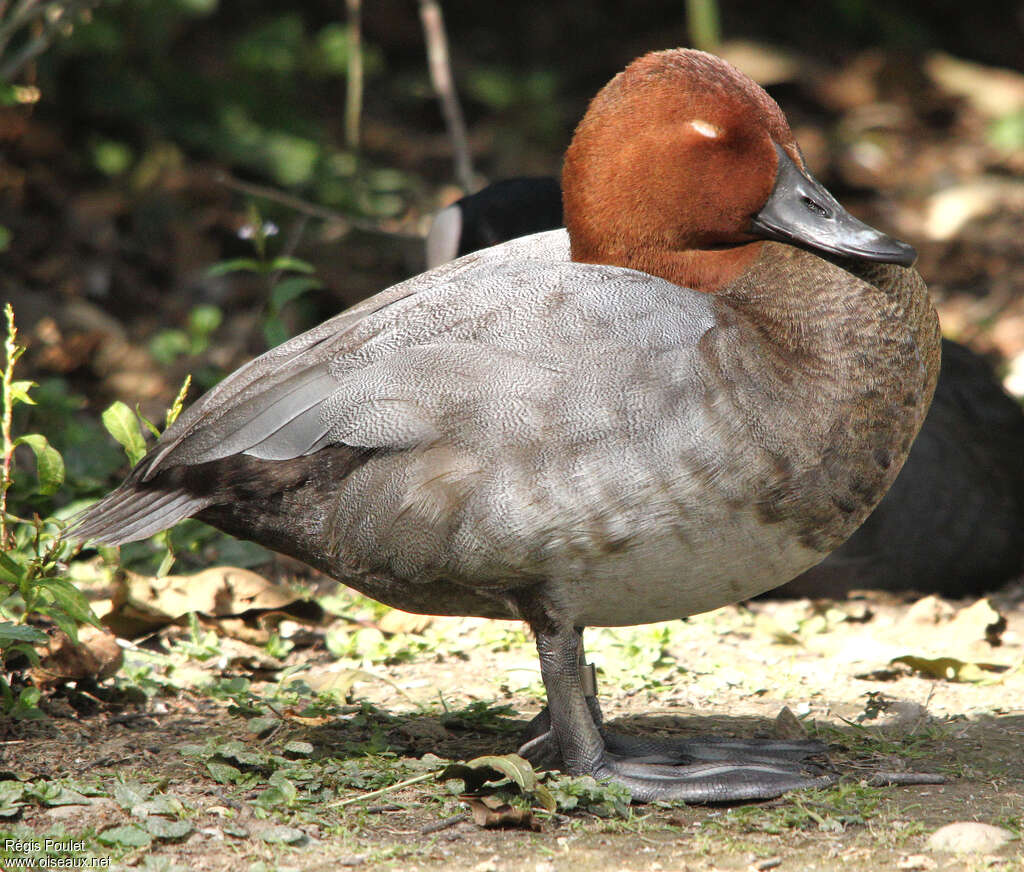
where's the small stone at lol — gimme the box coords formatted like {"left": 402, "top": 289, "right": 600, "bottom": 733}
{"left": 928, "top": 822, "right": 1014, "bottom": 854}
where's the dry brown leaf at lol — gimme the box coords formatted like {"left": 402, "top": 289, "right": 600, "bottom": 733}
{"left": 29, "top": 625, "right": 123, "bottom": 687}
{"left": 773, "top": 706, "right": 809, "bottom": 740}
{"left": 104, "top": 567, "right": 311, "bottom": 638}
{"left": 377, "top": 610, "right": 434, "bottom": 635}
{"left": 465, "top": 797, "right": 540, "bottom": 831}
{"left": 280, "top": 708, "right": 333, "bottom": 727}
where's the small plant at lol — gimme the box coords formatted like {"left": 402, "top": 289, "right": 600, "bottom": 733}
{"left": 0, "top": 304, "right": 99, "bottom": 716}
{"left": 149, "top": 306, "right": 223, "bottom": 366}
{"left": 210, "top": 204, "right": 324, "bottom": 348}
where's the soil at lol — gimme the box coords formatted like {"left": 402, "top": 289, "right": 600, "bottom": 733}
{"left": 3, "top": 586, "right": 1023, "bottom": 871}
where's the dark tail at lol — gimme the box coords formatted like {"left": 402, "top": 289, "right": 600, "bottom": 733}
{"left": 68, "top": 480, "right": 212, "bottom": 546}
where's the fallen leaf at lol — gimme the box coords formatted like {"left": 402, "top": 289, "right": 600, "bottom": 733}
{"left": 890, "top": 655, "right": 1007, "bottom": 683}
{"left": 104, "top": 567, "right": 318, "bottom": 638}
{"left": 465, "top": 797, "right": 540, "bottom": 830}
{"left": 442, "top": 754, "right": 556, "bottom": 813}
{"left": 773, "top": 706, "right": 809, "bottom": 740}
{"left": 29, "top": 625, "right": 123, "bottom": 687}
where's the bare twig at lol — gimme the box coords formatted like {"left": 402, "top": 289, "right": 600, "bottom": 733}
{"left": 0, "top": 0, "right": 102, "bottom": 80}
{"left": 420, "top": 812, "right": 469, "bottom": 834}
{"left": 418, "top": 0, "right": 473, "bottom": 192}
{"left": 329, "top": 770, "right": 438, "bottom": 808}
{"left": 215, "top": 172, "right": 419, "bottom": 240}
{"left": 344, "top": 0, "right": 363, "bottom": 150}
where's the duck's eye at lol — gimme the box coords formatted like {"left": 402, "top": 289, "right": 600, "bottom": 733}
{"left": 689, "top": 119, "right": 722, "bottom": 139}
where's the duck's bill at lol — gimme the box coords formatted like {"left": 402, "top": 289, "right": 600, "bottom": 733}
{"left": 750, "top": 143, "right": 916, "bottom": 267}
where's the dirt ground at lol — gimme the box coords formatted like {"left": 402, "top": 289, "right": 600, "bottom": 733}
{"left": 2, "top": 583, "right": 1022, "bottom": 871}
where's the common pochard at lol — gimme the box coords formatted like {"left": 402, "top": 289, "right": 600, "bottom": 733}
{"left": 74, "top": 49, "right": 941, "bottom": 803}
{"left": 428, "top": 181, "right": 1024, "bottom": 598}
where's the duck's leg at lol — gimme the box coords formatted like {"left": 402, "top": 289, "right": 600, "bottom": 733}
{"left": 520, "top": 621, "right": 837, "bottom": 803}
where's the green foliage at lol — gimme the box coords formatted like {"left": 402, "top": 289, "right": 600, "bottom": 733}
{"left": 989, "top": 109, "right": 1024, "bottom": 152}
{"left": 150, "top": 306, "right": 223, "bottom": 365}
{"left": 0, "top": 305, "right": 101, "bottom": 717}
{"left": 543, "top": 773, "right": 632, "bottom": 817}
{"left": 210, "top": 204, "right": 325, "bottom": 348}
{"left": 714, "top": 782, "right": 884, "bottom": 834}
{"left": 45, "top": 3, "right": 400, "bottom": 212}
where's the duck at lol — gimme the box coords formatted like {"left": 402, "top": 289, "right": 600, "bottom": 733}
{"left": 72, "top": 49, "right": 941, "bottom": 803}
{"left": 428, "top": 180, "right": 1024, "bottom": 598}
{"left": 426, "top": 177, "right": 563, "bottom": 269}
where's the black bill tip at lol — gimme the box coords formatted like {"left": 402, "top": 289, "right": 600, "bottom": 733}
{"left": 750, "top": 143, "right": 917, "bottom": 268}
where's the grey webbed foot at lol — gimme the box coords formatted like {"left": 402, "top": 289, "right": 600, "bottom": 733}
{"left": 521, "top": 623, "right": 837, "bottom": 803}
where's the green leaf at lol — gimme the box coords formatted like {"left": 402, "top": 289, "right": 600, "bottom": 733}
{"left": 8, "top": 379, "right": 36, "bottom": 405}
{"left": 4, "top": 642, "right": 40, "bottom": 666}
{"left": 0, "top": 550, "right": 25, "bottom": 584}
{"left": 246, "top": 716, "right": 279, "bottom": 735}
{"left": 98, "top": 824, "right": 152, "bottom": 848}
{"left": 267, "top": 256, "right": 316, "bottom": 274}
{"left": 137, "top": 409, "right": 161, "bottom": 439}
{"left": 441, "top": 754, "right": 555, "bottom": 812}
{"left": 137, "top": 794, "right": 184, "bottom": 817}
{"left": 102, "top": 401, "right": 148, "bottom": 464}
{"left": 33, "top": 578, "right": 101, "bottom": 629}
{"left": 176, "top": 743, "right": 211, "bottom": 759}
{"left": 149, "top": 329, "right": 190, "bottom": 365}
{"left": 254, "top": 772, "right": 298, "bottom": 809}
{"left": 206, "top": 761, "right": 240, "bottom": 784}
{"left": 0, "top": 621, "right": 48, "bottom": 646}
{"left": 891, "top": 655, "right": 1005, "bottom": 683}
{"left": 206, "top": 258, "right": 264, "bottom": 277}
{"left": 187, "top": 304, "right": 223, "bottom": 338}
{"left": 214, "top": 740, "right": 265, "bottom": 767}
{"left": 112, "top": 780, "right": 152, "bottom": 811}
{"left": 144, "top": 817, "right": 193, "bottom": 840}
{"left": 0, "top": 779, "right": 26, "bottom": 817}
{"left": 14, "top": 433, "right": 65, "bottom": 494}
{"left": 33, "top": 784, "right": 91, "bottom": 807}
{"left": 283, "top": 740, "right": 314, "bottom": 757}
{"left": 269, "top": 275, "right": 322, "bottom": 312}
{"left": 259, "top": 825, "right": 307, "bottom": 844}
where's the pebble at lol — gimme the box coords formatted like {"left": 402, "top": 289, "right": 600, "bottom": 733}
{"left": 927, "top": 822, "right": 1015, "bottom": 853}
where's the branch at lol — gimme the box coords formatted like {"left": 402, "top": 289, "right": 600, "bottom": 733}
{"left": 344, "top": 0, "right": 363, "bottom": 150}
{"left": 418, "top": 0, "right": 473, "bottom": 192}
{"left": 215, "top": 172, "right": 420, "bottom": 240}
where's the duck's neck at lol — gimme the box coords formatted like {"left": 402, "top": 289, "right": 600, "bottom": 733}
{"left": 703, "top": 242, "right": 941, "bottom": 554}
{"left": 570, "top": 240, "right": 764, "bottom": 293}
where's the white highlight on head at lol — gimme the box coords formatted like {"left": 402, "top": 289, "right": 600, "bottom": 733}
{"left": 689, "top": 119, "right": 721, "bottom": 139}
